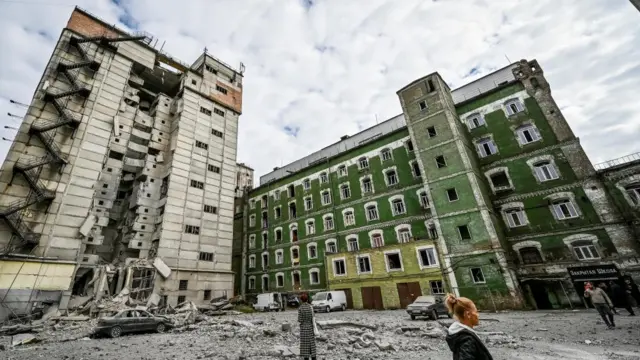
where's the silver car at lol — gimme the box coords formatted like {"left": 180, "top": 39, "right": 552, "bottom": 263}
{"left": 406, "top": 295, "right": 452, "bottom": 320}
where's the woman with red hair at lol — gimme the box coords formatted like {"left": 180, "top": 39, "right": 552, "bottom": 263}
{"left": 444, "top": 294, "right": 493, "bottom": 360}
{"left": 297, "top": 293, "right": 316, "bottom": 360}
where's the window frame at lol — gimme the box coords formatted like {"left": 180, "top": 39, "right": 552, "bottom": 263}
{"left": 416, "top": 245, "right": 439, "bottom": 269}
{"left": 466, "top": 113, "right": 485, "bottom": 129}
{"left": 358, "top": 157, "right": 369, "bottom": 170}
{"left": 365, "top": 202, "right": 379, "bottom": 221}
{"left": 321, "top": 190, "right": 332, "bottom": 206}
{"left": 381, "top": 148, "right": 393, "bottom": 161}
{"left": 346, "top": 235, "right": 359, "bottom": 252}
{"left": 551, "top": 199, "right": 579, "bottom": 220}
{"left": 338, "top": 165, "right": 348, "bottom": 177}
{"left": 356, "top": 254, "right": 373, "bottom": 274}
{"left": 476, "top": 137, "right": 498, "bottom": 157}
{"left": 332, "top": 258, "right": 347, "bottom": 276}
{"left": 340, "top": 183, "right": 351, "bottom": 200}
{"left": 369, "top": 230, "right": 384, "bottom": 248}
{"left": 516, "top": 124, "right": 541, "bottom": 145}
{"left": 470, "top": 267, "right": 486, "bottom": 284}
{"left": 384, "top": 250, "right": 404, "bottom": 272}
{"left": 343, "top": 208, "right": 355, "bottom": 227}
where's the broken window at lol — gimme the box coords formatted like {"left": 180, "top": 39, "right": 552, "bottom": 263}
{"left": 419, "top": 100, "right": 427, "bottom": 110}
{"left": 289, "top": 203, "right": 297, "bottom": 219}
{"left": 446, "top": 188, "right": 459, "bottom": 202}
{"left": 276, "top": 274, "right": 284, "bottom": 287}
{"left": 470, "top": 268, "right": 485, "bottom": 283}
{"left": 419, "top": 191, "right": 430, "bottom": 208}
{"left": 310, "top": 271, "right": 319, "bottom": 284}
{"left": 288, "top": 184, "right": 295, "bottom": 198}
{"left": 208, "top": 164, "right": 221, "bottom": 173}
{"left": 108, "top": 150, "right": 124, "bottom": 161}
{"left": 412, "top": 161, "right": 421, "bottom": 177}
{"left": 625, "top": 183, "right": 640, "bottom": 206}
{"left": 179, "top": 280, "right": 188, "bottom": 290}
{"left": 385, "top": 252, "right": 402, "bottom": 271}
{"left": 291, "top": 228, "right": 298, "bottom": 242}
{"left": 457, "top": 225, "right": 471, "bottom": 240}
{"left": 427, "top": 126, "right": 437, "bottom": 138}
{"left": 190, "top": 180, "right": 204, "bottom": 189}
{"left": 406, "top": 140, "right": 414, "bottom": 152}
{"left": 418, "top": 247, "right": 437, "bottom": 267}
{"left": 213, "top": 108, "right": 225, "bottom": 117}
{"left": 130, "top": 268, "right": 155, "bottom": 302}
{"left": 520, "top": 247, "right": 543, "bottom": 264}
{"left": 216, "top": 85, "right": 228, "bottom": 95}
{"left": 308, "top": 244, "right": 317, "bottom": 259}
{"left": 436, "top": 155, "right": 447, "bottom": 168}
{"left": 205, "top": 64, "right": 218, "bottom": 74}
{"left": 200, "top": 107, "right": 212, "bottom": 116}
{"left": 428, "top": 224, "right": 438, "bottom": 239}
{"left": 427, "top": 79, "right": 435, "bottom": 92}
{"left": 212, "top": 129, "right": 224, "bottom": 138}
{"left": 490, "top": 172, "right": 512, "bottom": 190}
{"left": 177, "top": 295, "right": 186, "bottom": 304}
{"left": 195, "top": 140, "right": 209, "bottom": 150}
{"left": 204, "top": 204, "right": 217, "bottom": 214}
{"left": 199, "top": 252, "right": 214, "bottom": 262}
{"left": 275, "top": 206, "right": 281, "bottom": 219}
{"left": 184, "top": 225, "right": 200, "bottom": 235}
{"left": 275, "top": 229, "right": 282, "bottom": 242}
{"left": 203, "top": 290, "right": 212, "bottom": 300}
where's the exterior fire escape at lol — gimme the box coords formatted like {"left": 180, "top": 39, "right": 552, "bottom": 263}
{"left": 0, "top": 32, "right": 149, "bottom": 253}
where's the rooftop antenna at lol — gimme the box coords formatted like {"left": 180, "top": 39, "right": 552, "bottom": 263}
{"left": 203, "top": 46, "right": 208, "bottom": 54}
{"left": 504, "top": 54, "right": 512, "bottom": 64}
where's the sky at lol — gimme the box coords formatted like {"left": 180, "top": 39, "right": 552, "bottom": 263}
{"left": 0, "top": 0, "right": 639, "bottom": 183}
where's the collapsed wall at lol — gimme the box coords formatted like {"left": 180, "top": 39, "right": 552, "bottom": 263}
{"left": 0, "top": 8, "right": 243, "bottom": 321}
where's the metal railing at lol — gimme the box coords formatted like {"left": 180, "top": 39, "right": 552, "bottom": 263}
{"left": 594, "top": 152, "right": 640, "bottom": 171}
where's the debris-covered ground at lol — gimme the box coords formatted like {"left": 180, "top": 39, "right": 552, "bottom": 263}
{"left": 2, "top": 308, "right": 640, "bottom": 359}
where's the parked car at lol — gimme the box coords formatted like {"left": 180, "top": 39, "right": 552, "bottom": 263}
{"left": 254, "top": 292, "right": 284, "bottom": 312}
{"left": 287, "top": 295, "right": 301, "bottom": 308}
{"left": 93, "top": 309, "right": 174, "bottom": 338}
{"left": 311, "top": 291, "right": 347, "bottom": 313}
{"left": 406, "top": 295, "right": 451, "bottom": 320}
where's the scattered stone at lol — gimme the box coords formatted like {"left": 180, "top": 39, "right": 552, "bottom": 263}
{"left": 537, "top": 328, "right": 549, "bottom": 331}
{"left": 281, "top": 323, "right": 291, "bottom": 332}
{"left": 262, "top": 329, "right": 277, "bottom": 337}
{"left": 374, "top": 340, "right": 396, "bottom": 351}
{"left": 11, "top": 333, "right": 38, "bottom": 347}
{"left": 585, "top": 340, "right": 592, "bottom": 345}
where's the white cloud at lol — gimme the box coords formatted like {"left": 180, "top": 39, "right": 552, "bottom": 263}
{"left": 0, "top": 0, "right": 639, "bottom": 182}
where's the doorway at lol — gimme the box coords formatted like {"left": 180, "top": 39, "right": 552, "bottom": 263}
{"left": 361, "top": 286, "right": 384, "bottom": 310}
{"left": 397, "top": 282, "right": 421, "bottom": 309}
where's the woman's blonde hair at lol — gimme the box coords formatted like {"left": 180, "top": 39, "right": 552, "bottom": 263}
{"left": 445, "top": 293, "right": 476, "bottom": 320}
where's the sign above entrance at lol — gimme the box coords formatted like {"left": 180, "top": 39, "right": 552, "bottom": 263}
{"left": 567, "top": 264, "right": 620, "bottom": 282}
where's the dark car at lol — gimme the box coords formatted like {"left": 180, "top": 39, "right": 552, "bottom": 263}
{"left": 93, "top": 309, "right": 174, "bottom": 338}
{"left": 287, "top": 295, "right": 301, "bottom": 308}
{"left": 406, "top": 295, "right": 452, "bottom": 320}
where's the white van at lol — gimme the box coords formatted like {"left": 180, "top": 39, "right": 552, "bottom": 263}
{"left": 311, "top": 291, "right": 347, "bottom": 313}
{"left": 253, "top": 292, "right": 284, "bottom": 312}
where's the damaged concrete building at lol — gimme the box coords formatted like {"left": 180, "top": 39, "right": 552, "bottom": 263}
{"left": 0, "top": 8, "right": 244, "bottom": 321}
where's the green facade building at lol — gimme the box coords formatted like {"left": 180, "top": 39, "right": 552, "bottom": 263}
{"left": 241, "top": 59, "right": 640, "bottom": 309}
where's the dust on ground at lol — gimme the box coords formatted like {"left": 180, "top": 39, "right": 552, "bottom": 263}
{"left": 2, "top": 308, "right": 640, "bottom": 359}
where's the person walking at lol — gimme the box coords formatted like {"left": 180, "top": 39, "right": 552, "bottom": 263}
{"left": 623, "top": 278, "right": 638, "bottom": 316}
{"left": 584, "top": 282, "right": 616, "bottom": 329}
{"left": 444, "top": 294, "right": 493, "bottom": 360}
{"left": 297, "top": 293, "right": 316, "bottom": 360}
{"left": 610, "top": 280, "right": 635, "bottom": 316}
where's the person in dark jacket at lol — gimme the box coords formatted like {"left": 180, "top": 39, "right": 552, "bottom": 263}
{"left": 444, "top": 294, "right": 493, "bottom": 360}
{"left": 610, "top": 281, "right": 635, "bottom": 316}
{"left": 297, "top": 293, "right": 316, "bottom": 360}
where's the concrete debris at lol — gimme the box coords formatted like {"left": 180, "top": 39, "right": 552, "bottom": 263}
{"left": 11, "top": 333, "right": 38, "bottom": 347}
{"left": 374, "top": 339, "right": 397, "bottom": 351}
{"left": 585, "top": 340, "right": 592, "bottom": 345}
{"left": 316, "top": 319, "right": 378, "bottom": 331}
{"left": 271, "top": 345, "right": 298, "bottom": 357}
{"left": 281, "top": 323, "right": 291, "bottom": 332}
{"left": 152, "top": 257, "right": 171, "bottom": 278}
